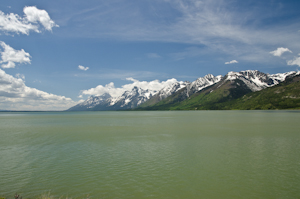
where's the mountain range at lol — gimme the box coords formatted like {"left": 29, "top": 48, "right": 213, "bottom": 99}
{"left": 67, "top": 70, "right": 300, "bottom": 111}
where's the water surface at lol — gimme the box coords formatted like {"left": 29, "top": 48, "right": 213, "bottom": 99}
{"left": 0, "top": 111, "right": 300, "bottom": 198}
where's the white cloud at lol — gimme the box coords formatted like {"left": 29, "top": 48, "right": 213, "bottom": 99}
{"left": 287, "top": 55, "right": 300, "bottom": 67}
{"left": 0, "top": 6, "right": 58, "bottom": 35}
{"left": 0, "top": 41, "right": 31, "bottom": 68}
{"left": 270, "top": 47, "right": 292, "bottom": 57}
{"left": 81, "top": 77, "right": 178, "bottom": 98}
{"left": 0, "top": 69, "right": 77, "bottom": 111}
{"left": 82, "top": 82, "right": 118, "bottom": 97}
{"left": 24, "top": 6, "right": 59, "bottom": 31}
{"left": 78, "top": 65, "right": 89, "bottom": 71}
{"left": 2, "top": 61, "right": 15, "bottom": 69}
{"left": 77, "top": 99, "right": 85, "bottom": 104}
{"left": 0, "top": 11, "right": 38, "bottom": 35}
{"left": 225, "top": 60, "right": 238, "bottom": 65}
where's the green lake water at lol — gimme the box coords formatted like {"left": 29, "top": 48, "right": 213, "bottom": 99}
{"left": 0, "top": 111, "right": 300, "bottom": 199}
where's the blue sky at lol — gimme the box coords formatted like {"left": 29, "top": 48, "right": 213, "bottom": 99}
{"left": 0, "top": 0, "right": 300, "bottom": 110}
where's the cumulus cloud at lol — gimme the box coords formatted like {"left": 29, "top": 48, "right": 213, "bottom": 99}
{"left": 0, "top": 6, "right": 58, "bottom": 35}
{"left": 225, "top": 60, "right": 238, "bottom": 64}
{"left": 0, "top": 41, "right": 31, "bottom": 68}
{"left": 0, "top": 69, "right": 77, "bottom": 110}
{"left": 270, "top": 47, "right": 292, "bottom": 57}
{"left": 81, "top": 77, "right": 178, "bottom": 98}
{"left": 78, "top": 65, "right": 89, "bottom": 71}
{"left": 24, "top": 6, "right": 59, "bottom": 31}
{"left": 0, "top": 10, "right": 38, "bottom": 35}
{"left": 287, "top": 54, "right": 300, "bottom": 67}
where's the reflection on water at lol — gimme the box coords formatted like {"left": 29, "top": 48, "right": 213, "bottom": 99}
{"left": 0, "top": 111, "right": 300, "bottom": 198}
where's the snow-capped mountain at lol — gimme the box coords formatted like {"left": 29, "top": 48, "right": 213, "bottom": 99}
{"left": 67, "top": 93, "right": 112, "bottom": 111}
{"left": 111, "top": 86, "right": 156, "bottom": 109}
{"left": 139, "top": 70, "right": 300, "bottom": 110}
{"left": 68, "top": 86, "right": 159, "bottom": 111}
{"left": 148, "top": 74, "right": 222, "bottom": 103}
{"left": 139, "top": 81, "right": 190, "bottom": 106}
{"left": 81, "top": 93, "right": 111, "bottom": 108}
{"left": 225, "top": 70, "right": 298, "bottom": 91}
{"left": 67, "top": 70, "right": 300, "bottom": 111}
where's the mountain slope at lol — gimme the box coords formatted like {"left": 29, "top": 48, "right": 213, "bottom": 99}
{"left": 139, "top": 74, "right": 222, "bottom": 108}
{"left": 137, "top": 78, "right": 252, "bottom": 110}
{"left": 223, "top": 74, "right": 300, "bottom": 110}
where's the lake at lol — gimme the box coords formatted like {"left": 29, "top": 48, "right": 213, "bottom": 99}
{"left": 0, "top": 111, "right": 300, "bottom": 199}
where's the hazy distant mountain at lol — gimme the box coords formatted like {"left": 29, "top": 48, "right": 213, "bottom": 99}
{"left": 68, "top": 86, "right": 157, "bottom": 111}
{"left": 67, "top": 70, "right": 300, "bottom": 111}
{"left": 67, "top": 93, "right": 112, "bottom": 111}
